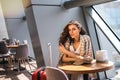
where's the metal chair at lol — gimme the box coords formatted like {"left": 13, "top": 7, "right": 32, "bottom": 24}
{"left": 15, "top": 44, "right": 31, "bottom": 72}
{"left": 46, "top": 66, "right": 69, "bottom": 80}
{"left": 0, "top": 41, "right": 13, "bottom": 67}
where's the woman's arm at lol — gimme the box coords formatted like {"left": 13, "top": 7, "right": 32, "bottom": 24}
{"left": 86, "top": 36, "right": 93, "bottom": 58}
{"left": 62, "top": 54, "right": 76, "bottom": 62}
{"left": 62, "top": 54, "right": 84, "bottom": 63}
{"left": 58, "top": 44, "right": 84, "bottom": 63}
{"left": 83, "top": 35, "right": 94, "bottom": 61}
{"left": 58, "top": 44, "right": 77, "bottom": 58}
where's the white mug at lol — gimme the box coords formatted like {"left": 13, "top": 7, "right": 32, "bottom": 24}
{"left": 23, "top": 40, "right": 28, "bottom": 44}
{"left": 96, "top": 50, "right": 108, "bottom": 62}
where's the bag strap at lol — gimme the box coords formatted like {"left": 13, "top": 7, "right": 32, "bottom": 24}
{"left": 37, "top": 66, "right": 46, "bottom": 80}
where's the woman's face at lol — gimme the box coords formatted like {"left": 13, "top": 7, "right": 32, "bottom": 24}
{"left": 68, "top": 24, "right": 80, "bottom": 39}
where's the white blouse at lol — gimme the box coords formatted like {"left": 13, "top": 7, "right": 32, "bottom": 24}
{"left": 69, "top": 43, "right": 81, "bottom": 55}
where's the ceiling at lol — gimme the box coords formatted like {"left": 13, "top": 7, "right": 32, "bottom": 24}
{"left": 0, "top": 0, "right": 118, "bottom": 18}
{"left": 63, "top": 0, "right": 116, "bottom": 9}
{"left": 0, "top": 0, "right": 25, "bottom": 18}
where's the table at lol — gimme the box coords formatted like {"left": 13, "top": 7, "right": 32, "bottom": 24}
{"left": 6, "top": 45, "right": 25, "bottom": 71}
{"left": 8, "top": 44, "right": 30, "bottom": 72}
{"left": 6, "top": 45, "right": 19, "bottom": 48}
{"left": 6, "top": 45, "right": 19, "bottom": 56}
{"left": 58, "top": 61, "right": 114, "bottom": 80}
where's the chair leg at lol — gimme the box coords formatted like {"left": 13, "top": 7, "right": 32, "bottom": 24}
{"left": 7, "top": 57, "right": 11, "bottom": 65}
{"left": 11, "top": 54, "right": 15, "bottom": 65}
{"left": 2, "top": 58, "right": 6, "bottom": 68}
{"left": 23, "top": 58, "right": 31, "bottom": 71}
{"left": 12, "top": 56, "right": 15, "bottom": 69}
{"left": 9, "top": 57, "right": 13, "bottom": 69}
{"left": 27, "top": 59, "right": 31, "bottom": 71}
{"left": 4, "top": 57, "right": 12, "bottom": 67}
{"left": 23, "top": 59, "right": 26, "bottom": 69}
{"left": 18, "top": 60, "right": 20, "bottom": 72}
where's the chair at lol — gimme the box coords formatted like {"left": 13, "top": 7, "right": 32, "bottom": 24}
{"left": 0, "top": 41, "right": 13, "bottom": 67}
{"left": 46, "top": 66, "right": 69, "bottom": 80}
{"left": 15, "top": 44, "right": 31, "bottom": 72}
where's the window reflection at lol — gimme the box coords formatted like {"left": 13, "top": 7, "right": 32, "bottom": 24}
{"left": 93, "top": 0, "right": 120, "bottom": 39}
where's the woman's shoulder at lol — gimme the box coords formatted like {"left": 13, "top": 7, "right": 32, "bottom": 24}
{"left": 81, "top": 34, "right": 90, "bottom": 39}
{"left": 80, "top": 35, "right": 91, "bottom": 42}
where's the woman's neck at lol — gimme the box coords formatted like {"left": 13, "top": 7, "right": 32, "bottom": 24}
{"left": 74, "top": 36, "right": 80, "bottom": 43}
{"left": 73, "top": 36, "right": 80, "bottom": 51}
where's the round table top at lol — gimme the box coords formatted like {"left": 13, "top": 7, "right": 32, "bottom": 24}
{"left": 58, "top": 61, "right": 114, "bottom": 74}
{"left": 6, "top": 45, "right": 19, "bottom": 48}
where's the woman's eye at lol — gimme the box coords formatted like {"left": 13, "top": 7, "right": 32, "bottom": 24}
{"left": 68, "top": 29, "right": 71, "bottom": 32}
{"left": 73, "top": 28, "right": 76, "bottom": 30}
{"left": 72, "top": 28, "right": 77, "bottom": 31}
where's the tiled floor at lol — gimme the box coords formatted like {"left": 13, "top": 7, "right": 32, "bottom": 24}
{"left": 1, "top": 58, "right": 120, "bottom": 80}
{"left": 111, "top": 68, "right": 120, "bottom": 80}
{"left": 0, "top": 58, "right": 37, "bottom": 80}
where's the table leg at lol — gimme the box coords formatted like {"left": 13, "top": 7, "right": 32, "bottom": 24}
{"left": 70, "top": 74, "right": 84, "bottom": 80}
{"left": 104, "top": 71, "right": 111, "bottom": 80}
{"left": 13, "top": 60, "right": 25, "bottom": 72}
{"left": 67, "top": 74, "right": 90, "bottom": 80}
{"left": 96, "top": 72, "right": 100, "bottom": 80}
{"left": 67, "top": 74, "right": 71, "bottom": 80}
{"left": 83, "top": 74, "right": 90, "bottom": 80}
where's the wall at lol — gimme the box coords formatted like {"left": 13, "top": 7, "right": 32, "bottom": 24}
{"left": 25, "top": 0, "right": 86, "bottom": 66}
{"left": 30, "top": 0, "right": 62, "bottom": 4}
{"left": 36, "top": 6, "right": 85, "bottom": 66}
{"left": 0, "top": 0, "right": 86, "bottom": 67}
{"left": 0, "top": 2, "right": 8, "bottom": 40}
{"left": 6, "top": 19, "right": 34, "bottom": 58}
{"left": 0, "top": 0, "right": 34, "bottom": 58}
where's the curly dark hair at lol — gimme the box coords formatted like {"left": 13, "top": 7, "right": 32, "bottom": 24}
{"left": 59, "top": 20, "right": 86, "bottom": 45}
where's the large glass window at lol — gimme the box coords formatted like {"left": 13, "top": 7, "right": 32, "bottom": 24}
{"left": 93, "top": 0, "right": 120, "bottom": 40}
{"left": 92, "top": 0, "right": 120, "bottom": 76}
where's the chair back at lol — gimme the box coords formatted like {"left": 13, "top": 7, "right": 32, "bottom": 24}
{"left": 46, "top": 66, "right": 69, "bottom": 80}
{"left": 0, "top": 41, "right": 8, "bottom": 54}
{"left": 15, "top": 44, "right": 29, "bottom": 59}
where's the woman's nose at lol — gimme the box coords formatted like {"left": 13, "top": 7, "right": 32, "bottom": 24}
{"left": 71, "top": 30, "right": 73, "bottom": 33}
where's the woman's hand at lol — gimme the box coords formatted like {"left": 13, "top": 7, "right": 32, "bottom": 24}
{"left": 73, "top": 56, "right": 85, "bottom": 65}
{"left": 75, "top": 56, "right": 84, "bottom": 61}
{"left": 58, "top": 44, "right": 77, "bottom": 58}
{"left": 58, "top": 44, "right": 66, "bottom": 53}
{"left": 84, "top": 56, "right": 93, "bottom": 62}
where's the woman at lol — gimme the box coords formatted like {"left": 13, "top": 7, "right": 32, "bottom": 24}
{"left": 58, "top": 20, "right": 93, "bottom": 65}
{"left": 58, "top": 20, "right": 95, "bottom": 80}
